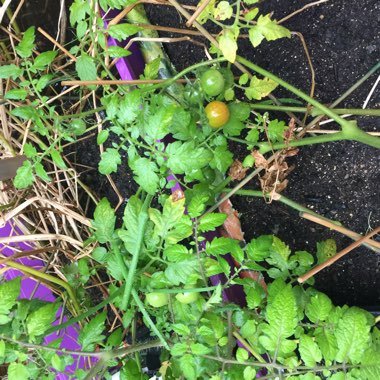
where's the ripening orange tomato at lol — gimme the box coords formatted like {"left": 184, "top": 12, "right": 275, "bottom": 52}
{"left": 205, "top": 101, "right": 230, "bottom": 128}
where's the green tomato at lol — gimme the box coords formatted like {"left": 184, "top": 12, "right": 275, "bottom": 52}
{"left": 145, "top": 292, "right": 169, "bottom": 308}
{"left": 200, "top": 69, "right": 225, "bottom": 97}
{"left": 184, "top": 85, "right": 203, "bottom": 105}
{"left": 70, "top": 119, "right": 86, "bottom": 136}
{"left": 175, "top": 291, "right": 199, "bottom": 304}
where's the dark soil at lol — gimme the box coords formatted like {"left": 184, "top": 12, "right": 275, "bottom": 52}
{"left": 144, "top": 0, "right": 380, "bottom": 308}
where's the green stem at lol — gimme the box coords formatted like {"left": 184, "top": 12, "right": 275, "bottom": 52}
{"left": 250, "top": 104, "right": 380, "bottom": 117}
{"left": 120, "top": 194, "right": 153, "bottom": 310}
{"left": 258, "top": 131, "right": 345, "bottom": 153}
{"left": 5, "top": 260, "right": 81, "bottom": 315}
{"left": 236, "top": 56, "right": 380, "bottom": 149}
{"left": 145, "top": 286, "right": 219, "bottom": 294}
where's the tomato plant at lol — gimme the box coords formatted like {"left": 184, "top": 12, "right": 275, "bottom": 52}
{"left": 145, "top": 292, "right": 169, "bottom": 308}
{"left": 205, "top": 101, "right": 230, "bottom": 128}
{"left": 200, "top": 69, "right": 225, "bottom": 97}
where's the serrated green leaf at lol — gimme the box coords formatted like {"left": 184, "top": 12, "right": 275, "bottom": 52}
{"left": 51, "top": 353, "right": 64, "bottom": 371}
{"left": 50, "top": 150, "right": 67, "bottom": 169}
{"left": 360, "top": 347, "right": 380, "bottom": 380}
{"left": 210, "top": 145, "right": 233, "bottom": 174}
{"left": 190, "top": 343, "right": 211, "bottom": 355}
{"left": 27, "top": 302, "right": 59, "bottom": 340}
{"left": 4, "top": 89, "right": 28, "bottom": 100}
{"left": 131, "top": 158, "right": 159, "bottom": 195}
{"left": 165, "top": 259, "right": 198, "bottom": 286}
{"left": 306, "top": 293, "right": 333, "bottom": 323}
{"left": 69, "top": 0, "right": 90, "bottom": 26}
{"left": 198, "top": 213, "right": 227, "bottom": 233}
{"left": 14, "top": 160, "right": 34, "bottom": 188}
{"left": 0, "top": 277, "right": 21, "bottom": 315}
{"left": 214, "top": 1, "right": 233, "bottom": 20}
{"left": 97, "top": 129, "right": 109, "bottom": 145}
{"left": 171, "top": 342, "right": 188, "bottom": 356}
{"left": 246, "top": 235, "right": 273, "bottom": 261}
{"left": 164, "top": 244, "right": 190, "bottom": 262}
{"left": 36, "top": 74, "right": 53, "bottom": 91}
{"left": 108, "top": 24, "right": 142, "bottom": 41}
{"left": 335, "top": 307, "right": 371, "bottom": 364}
{"left": 263, "top": 284, "right": 298, "bottom": 344}
{"left": 107, "top": 45, "right": 132, "bottom": 58}
{"left": 99, "top": 148, "right": 121, "bottom": 174}
{"left": 78, "top": 312, "right": 106, "bottom": 351}
{"left": 206, "top": 237, "right": 236, "bottom": 256}
{"left": 0, "top": 64, "right": 23, "bottom": 79}
{"left": 246, "top": 75, "right": 278, "bottom": 100}
{"left": 92, "top": 198, "right": 115, "bottom": 244}
{"left": 172, "top": 323, "right": 191, "bottom": 336}
{"left": 143, "top": 56, "right": 161, "bottom": 79}
{"left": 8, "top": 362, "right": 29, "bottom": 380}
{"left": 315, "top": 328, "right": 338, "bottom": 362}
{"left": 35, "top": 162, "right": 51, "bottom": 182}
{"left": 15, "top": 27, "right": 35, "bottom": 58}
{"left": 144, "top": 105, "right": 175, "bottom": 141}
{"left": 30, "top": 51, "right": 57, "bottom": 72}
{"left": 179, "top": 354, "right": 196, "bottom": 380}
{"left": 118, "top": 90, "right": 141, "bottom": 124}
{"left": 188, "top": 193, "right": 208, "bottom": 218}
{"left": 11, "top": 105, "right": 38, "bottom": 120}
{"left": 76, "top": 53, "right": 97, "bottom": 81}
{"left": 299, "top": 334, "right": 322, "bottom": 367}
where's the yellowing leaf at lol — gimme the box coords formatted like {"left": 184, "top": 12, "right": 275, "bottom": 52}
{"left": 249, "top": 14, "right": 291, "bottom": 48}
{"left": 245, "top": 75, "right": 278, "bottom": 100}
{"left": 219, "top": 29, "right": 238, "bottom": 63}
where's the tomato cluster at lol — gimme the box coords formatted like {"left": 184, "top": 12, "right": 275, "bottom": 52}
{"left": 184, "top": 68, "right": 231, "bottom": 129}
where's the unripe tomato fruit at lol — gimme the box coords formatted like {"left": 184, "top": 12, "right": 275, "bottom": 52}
{"left": 145, "top": 292, "right": 169, "bottom": 308}
{"left": 205, "top": 101, "right": 230, "bottom": 128}
{"left": 175, "top": 291, "right": 199, "bottom": 304}
{"left": 200, "top": 69, "right": 225, "bottom": 97}
{"left": 70, "top": 119, "right": 86, "bottom": 136}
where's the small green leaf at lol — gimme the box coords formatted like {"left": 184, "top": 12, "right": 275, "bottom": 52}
{"left": 69, "top": 0, "right": 90, "bottom": 26}
{"left": 27, "top": 302, "right": 59, "bottom": 340}
{"left": 179, "top": 354, "right": 197, "bottom": 380}
{"left": 236, "top": 347, "right": 249, "bottom": 362}
{"left": 131, "top": 158, "right": 159, "bottom": 195}
{"left": 50, "top": 150, "right": 67, "bottom": 169}
{"left": 210, "top": 145, "right": 233, "bottom": 174}
{"left": 0, "top": 64, "right": 23, "bottom": 79}
{"left": 99, "top": 148, "right": 121, "bottom": 174}
{"left": 198, "top": 213, "right": 227, "bottom": 232}
{"left": 97, "top": 129, "right": 109, "bottom": 145}
{"left": 214, "top": 1, "right": 233, "bottom": 20}
{"left": 35, "top": 162, "right": 51, "bottom": 182}
{"left": 0, "top": 277, "right": 21, "bottom": 315}
{"left": 30, "top": 51, "right": 57, "bottom": 72}
{"left": 0, "top": 340, "right": 5, "bottom": 357}
{"left": 92, "top": 246, "right": 108, "bottom": 263}
{"left": 190, "top": 343, "right": 211, "bottom": 355}
{"left": 4, "top": 89, "right": 28, "bottom": 100}
{"left": 107, "top": 45, "right": 132, "bottom": 58}
{"left": 188, "top": 193, "right": 208, "bottom": 218}
{"left": 305, "top": 293, "right": 333, "bottom": 323}
{"left": 8, "top": 362, "right": 29, "bottom": 380}
{"left": 246, "top": 235, "right": 273, "bottom": 261}
{"left": 172, "top": 323, "right": 191, "bottom": 336}
{"left": 239, "top": 73, "right": 249, "bottom": 85}
{"left": 143, "top": 56, "right": 161, "bottom": 79}
{"left": 92, "top": 198, "right": 116, "bottom": 244}
{"left": 243, "top": 366, "right": 256, "bottom": 380}
{"left": 51, "top": 353, "right": 64, "bottom": 371}
{"left": 267, "top": 119, "right": 288, "bottom": 142}
{"left": 171, "top": 342, "right": 188, "bottom": 356}
{"left": 15, "top": 27, "right": 35, "bottom": 58}
{"left": 14, "top": 160, "right": 34, "bottom": 188}
{"left": 299, "top": 334, "right": 323, "bottom": 367}
{"left": 76, "top": 53, "right": 97, "bottom": 81}
{"left": 78, "top": 312, "right": 106, "bottom": 351}
{"left": 108, "top": 24, "right": 142, "bottom": 41}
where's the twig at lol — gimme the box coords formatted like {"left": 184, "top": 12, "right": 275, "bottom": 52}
{"left": 186, "top": 0, "right": 212, "bottom": 27}
{"left": 300, "top": 212, "right": 380, "bottom": 251}
{"left": 278, "top": 0, "right": 330, "bottom": 24}
{"left": 37, "top": 27, "right": 76, "bottom": 61}
{"left": 298, "top": 226, "right": 380, "bottom": 283}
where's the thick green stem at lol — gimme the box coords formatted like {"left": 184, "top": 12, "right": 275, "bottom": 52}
{"left": 250, "top": 104, "right": 380, "bottom": 117}
{"left": 236, "top": 56, "right": 380, "bottom": 149}
{"left": 120, "top": 194, "right": 153, "bottom": 310}
{"left": 258, "top": 131, "right": 345, "bottom": 154}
